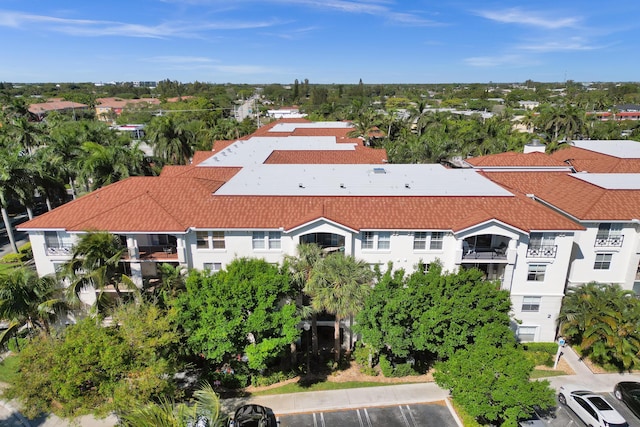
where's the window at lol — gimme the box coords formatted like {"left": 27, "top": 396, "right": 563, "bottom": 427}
{"left": 517, "top": 326, "right": 537, "bottom": 342}
{"left": 196, "top": 231, "right": 209, "bottom": 249}
{"left": 212, "top": 231, "right": 225, "bottom": 249}
{"left": 362, "top": 232, "right": 374, "bottom": 250}
{"left": 268, "top": 231, "right": 281, "bottom": 249}
{"left": 252, "top": 231, "right": 281, "bottom": 250}
{"left": 521, "top": 296, "right": 541, "bottom": 312}
{"left": 203, "top": 262, "right": 222, "bottom": 272}
{"left": 430, "top": 232, "right": 444, "bottom": 250}
{"left": 377, "top": 232, "right": 390, "bottom": 250}
{"left": 361, "top": 231, "right": 391, "bottom": 250}
{"left": 252, "top": 231, "right": 265, "bottom": 249}
{"left": 527, "top": 264, "right": 546, "bottom": 281}
{"left": 413, "top": 232, "right": 427, "bottom": 250}
{"left": 594, "top": 253, "right": 612, "bottom": 270}
{"left": 529, "top": 232, "right": 555, "bottom": 247}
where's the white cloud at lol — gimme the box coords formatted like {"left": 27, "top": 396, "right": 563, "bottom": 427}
{"left": 476, "top": 8, "right": 579, "bottom": 29}
{"left": 464, "top": 54, "right": 535, "bottom": 68}
{"left": 519, "top": 38, "right": 601, "bottom": 52}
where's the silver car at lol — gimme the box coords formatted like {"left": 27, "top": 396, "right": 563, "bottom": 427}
{"left": 558, "top": 385, "right": 628, "bottom": 427}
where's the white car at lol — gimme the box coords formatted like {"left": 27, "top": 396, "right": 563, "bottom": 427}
{"left": 558, "top": 385, "right": 628, "bottom": 427}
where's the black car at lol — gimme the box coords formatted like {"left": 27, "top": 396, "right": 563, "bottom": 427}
{"left": 614, "top": 381, "right": 640, "bottom": 419}
{"left": 229, "top": 404, "right": 272, "bottom": 427}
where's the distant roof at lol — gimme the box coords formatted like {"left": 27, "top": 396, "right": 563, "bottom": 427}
{"left": 570, "top": 140, "right": 640, "bottom": 159}
{"left": 550, "top": 144, "right": 640, "bottom": 173}
{"left": 572, "top": 173, "right": 640, "bottom": 190}
{"left": 29, "top": 100, "right": 88, "bottom": 114}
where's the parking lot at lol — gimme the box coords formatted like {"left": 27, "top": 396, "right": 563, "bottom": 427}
{"left": 278, "top": 403, "right": 459, "bottom": 427}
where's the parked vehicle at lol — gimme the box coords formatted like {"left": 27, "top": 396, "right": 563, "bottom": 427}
{"left": 228, "top": 404, "right": 272, "bottom": 427}
{"left": 614, "top": 381, "right": 640, "bottom": 420}
{"left": 558, "top": 385, "right": 628, "bottom": 427}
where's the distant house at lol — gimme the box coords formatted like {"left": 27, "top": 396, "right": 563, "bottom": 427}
{"left": 266, "top": 106, "right": 307, "bottom": 119}
{"left": 29, "top": 99, "right": 89, "bottom": 121}
{"left": 95, "top": 97, "right": 161, "bottom": 122}
{"left": 518, "top": 101, "right": 540, "bottom": 110}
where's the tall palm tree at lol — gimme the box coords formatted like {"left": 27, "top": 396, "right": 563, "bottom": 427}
{"left": 0, "top": 144, "right": 36, "bottom": 253}
{"left": 146, "top": 115, "right": 194, "bottom": 165}
{"left": 305, "top": 253, "right": 374, "bottom": 362}
{"left": 0, "top": 267, "right": 69, "bottom": 348}
{"left": 60, "top": 231, "right": 136, "bottom": 310}
{"left": 285, "top": 243, "right": 324, "bottom": 358}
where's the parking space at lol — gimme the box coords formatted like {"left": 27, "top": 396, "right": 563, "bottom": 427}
{"left": 278, "top": 403, "right": 459, "bottom": 427}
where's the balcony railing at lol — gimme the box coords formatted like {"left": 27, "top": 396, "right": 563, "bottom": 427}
{"left": 123, "top": 245, "right": 178, "bottom": 261}
{"left": 462, "top": 247, "right": 507, "bottom": 261}
{"left": 46, "top": 245, "right": 72, "bottom": 256}
{"left": 526, "top": 245, "right": 557, "bottom": 258}
{"left": 594, "top": 235, "right": 624, "bottom": 247}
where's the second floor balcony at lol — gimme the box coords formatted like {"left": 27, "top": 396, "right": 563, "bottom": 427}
{"left": 526, "top": 245, "right": 557, "bottom": 258}
{"left": 123, "top": 245, "right": 178, "bottom": 261}
{"left": 594, "top": 235, "right": 624, "bottom": 247}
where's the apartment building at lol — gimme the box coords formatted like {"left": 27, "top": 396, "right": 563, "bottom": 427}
{"left": 20, "top": 120, "right": 640, "bottom": 343}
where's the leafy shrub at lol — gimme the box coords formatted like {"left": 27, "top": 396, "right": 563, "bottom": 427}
{"left": 392, "top": 363, "right": 416, "bottom": 377}
{"left": 18, "top": 242, "right": 32, "bottom": 259}
{"left": 251, "top": 370, "right": 296, "bottom": 387}
{"left": 1, "top": 253, "right": 24, "bottom": 264}
{"left": 352, "top": 343, "right": 377, "bottom": 373}
{"left": 379, "top": 354, "right": 394, "bottom": 377}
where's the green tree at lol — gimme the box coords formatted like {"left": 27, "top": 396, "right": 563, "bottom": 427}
{"left": 0, "top": 268, "right": 68, "bottom": 348}
{"left": 176, "top": 258, "right": 300, "bottom": 372}
{"left": 434, "top": 328, "right": 556, "bottom": 427}
{"left": 6, "top": 302, "right": 183, "bottom": 418}
{"left": 306, "top": 253, "right": 373, "bottom": 362}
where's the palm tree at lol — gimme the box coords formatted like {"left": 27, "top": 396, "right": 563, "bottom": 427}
{"left": 305, "top": 253, "right": 374, "bottom": 362}
{"left": 285, "top": 243, "right": 324, "bottom": 358}
{"left": 146, "top": 115, "right": 194, "bottom": 165}
{"left": 0, "top": 144, "right": 36, "bottom": 253}
{"left": 558, "top": 282, "right": 640, "bottom": 369}
{"left": 0, "top": 267, "right": 69, "bottom": 349}
{"left": 59, "top": 231, "right": 136, "bottom": 310}
{"left": 119, "top": 382, "right": 225, "bottom": 427}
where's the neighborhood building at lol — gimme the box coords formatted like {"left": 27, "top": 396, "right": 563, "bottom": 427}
{"left": 17, "top": 119, "right": 640, "bottom": 345}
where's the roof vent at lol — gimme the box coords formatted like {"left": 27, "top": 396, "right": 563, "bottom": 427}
{"left": 340, "top": 183, "right": 346, "bottom": 189}
{"left": 298, "top": 183, "right": 305, "bottom": 188}
{"left": 405, "top": 183, "right": 410, "bottom": 189}
{"left": 373, "top": 167, "right": 387, "bottom": 174}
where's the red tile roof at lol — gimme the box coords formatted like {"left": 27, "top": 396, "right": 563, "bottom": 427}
{"left": 466, "top": 152, "right": 568, "bottom": 167}
{"left": 19, "top": 175, "right": 581, "bottom": 233}
{"left": 264, "top": 148, "right": 387, "bottom": 164}
{"left": 550, "top": 146, "right": 640, "bottom": 173}
{"left": 95, "top": 97, "right": 160, "bottom": 109}
{"left": 484, "top": 171, "right": 640, "bottom": 221}
{"left": 29, "top": 100, "right": 88, "bottom": 114}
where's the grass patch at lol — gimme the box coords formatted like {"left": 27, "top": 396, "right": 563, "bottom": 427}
{"left": 0, "top": 355, "right": 19, "bottom": 384}
{"left": 251, "top": 381, "right": 394, "bottom": 396}
{"left": 530, "top": 369, "right": 566, "bottom": 379}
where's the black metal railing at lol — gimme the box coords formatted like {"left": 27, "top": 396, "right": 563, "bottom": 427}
{"left": 45, "top": 245, "right": 72, "bottom": 256}
{"left": 526, "top": 245, "right": 557, "bottom": 258}
{"left": 594, "top": 235, "right": 624, "bottom": 247}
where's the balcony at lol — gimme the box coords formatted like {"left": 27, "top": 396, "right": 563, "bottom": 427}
{"left": 526, "top": 245, "right": 557, "bottom": 258}
{"left": 462, "top": 246, "right": 507, "bottom": 261}
{"left": 594, "top": 235, "right": 624, "bottom": 247}
{"left": 124, "top": 245, "right": 178, "bottom": 261}
{"left": 45, "top": 245, "right": 72, "bottom": 256}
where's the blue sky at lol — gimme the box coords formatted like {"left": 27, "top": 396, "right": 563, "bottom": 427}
{"left": 0, "top": 1, "right": 638, "bottom": 84}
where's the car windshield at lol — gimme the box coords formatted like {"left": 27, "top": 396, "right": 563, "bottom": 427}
{"left": 587, "top": 396, "right": 613, "bottom": 411}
